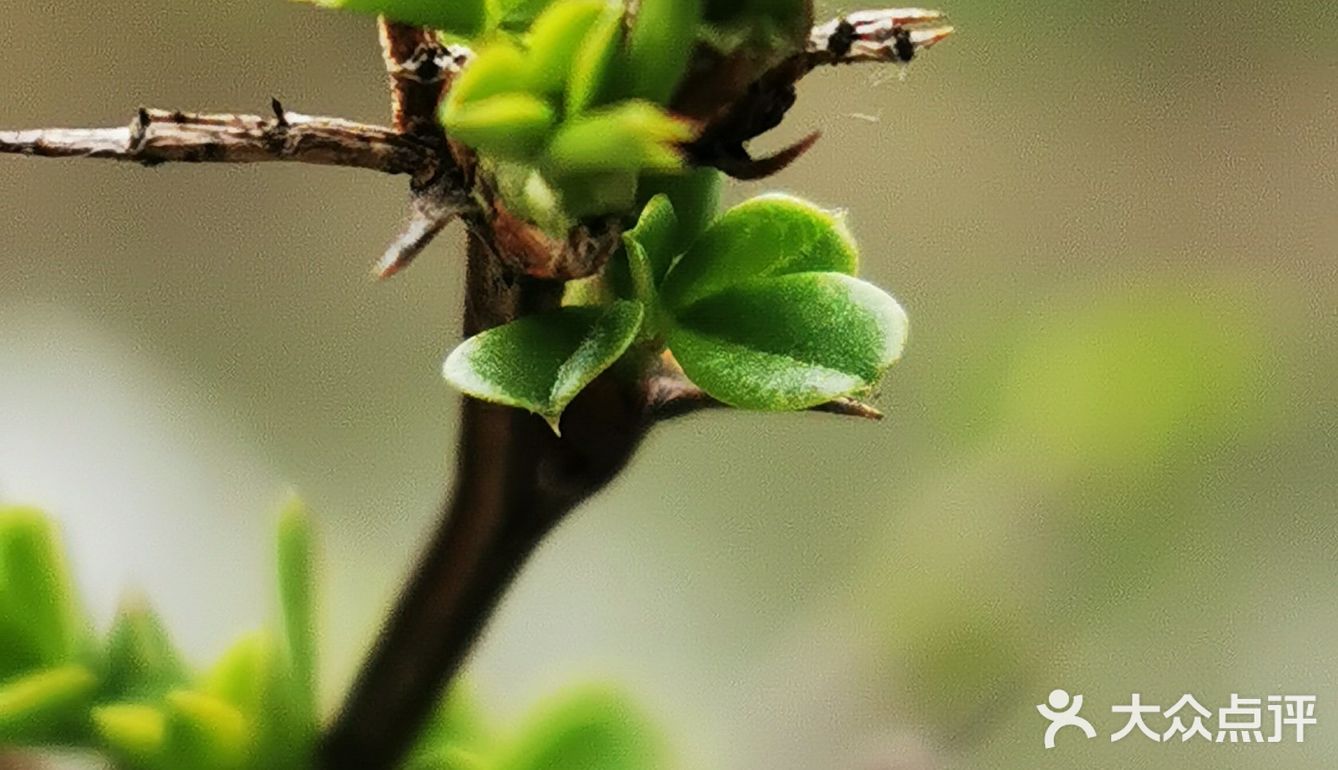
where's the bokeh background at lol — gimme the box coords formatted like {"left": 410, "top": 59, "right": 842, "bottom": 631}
{"left": 2, "top": 0, "right": 1336, "bottom": 767}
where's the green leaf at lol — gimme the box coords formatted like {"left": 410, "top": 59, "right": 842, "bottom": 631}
{"left": 447, "top": 43, "right": 532, "bottom": 109}
{"left": 405, "top": 683, "right": 493, "bottom": 770}
{"left": 443, "top": 302, "right": 644, "bottom": 431}
{"left": 92, "top": 703, "right": 169, "bottom": 766}
{"left": 545, "top": 102, "right": 695, "bottom": 175}
{"left": 524, "top": 0, "right": 608, "bottom": 96}
{"left": 103, "top": 598, "right": 188, "bottom": 701}
{"left": 490, "top": 0, "right": 555, "bottom": 31}
{"left": 495, "top": 685, "right": 666, "bottom": 770}
{"left": 276, "top": 499, "right": 317, "bottom": 734}
{"left": 637, "top": 169, "right": 721, "bottom": 256}
{"left": 659, "top": 193, "right": 857, "bottom": 311}
{"left": 443, "top": 93, "right": 558, "bottom": 161}
{"left": 164, "top": 690, "right": 251, "bottom": 770}
{"left": 305, "top": 0, "right": 488, "bottom": 37}
{"left": 0, "top": 664, "right": 97, "bottom": 743}
{"left": 609, "top": 194, "right": 678, "bottom": 306}
{"left": 667, "top": 272, "right": 908, "bottom": 410}
{"left": 565, "top": 5, "right": 626, "bottom": 115}
{"left": 406, "top": 745, "right": 489, "bottom": 770}
{"left": 0, "top": 508, "right": 82, "bottom": 674}
{"left": 203, "top": 632, "right": 273, "bottom": 719}
{"left": 623, "top": 194, "right": 680, "bottom": 289}
{"left": 627, "top": 0, "right": 701, "bottom": 104}
{"left": 552, "top": 172, "right": 640, "bottom": 219}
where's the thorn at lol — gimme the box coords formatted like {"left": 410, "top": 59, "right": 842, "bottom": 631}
{"left": 271, "top": 97, "right": 289, "bottom": 127}
{"left": 374, "top": 198, "right": 458, "bottom": 280}
{"left": 711, "top": 131, "right": 821, "bottom": 180}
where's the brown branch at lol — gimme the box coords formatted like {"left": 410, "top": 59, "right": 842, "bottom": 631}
{"left": 322, "top": 233, "right": 653, "bottom": 770}
{"left": 378, "top": 21, "right": 466, "bottom": 141}
{"left": 0, "top": 105, "right": 433, "bottom": 176}
{"left": 373, "top": 19, "right": 475, "bottom": 279}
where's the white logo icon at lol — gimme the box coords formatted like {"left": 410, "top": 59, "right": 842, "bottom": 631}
{"left": 1037, "top": 689, "right": 1097, "bottom": 749}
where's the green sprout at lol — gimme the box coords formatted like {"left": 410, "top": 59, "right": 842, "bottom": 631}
{"left": 0, "top": 506, "right": 668, "bottom": 770}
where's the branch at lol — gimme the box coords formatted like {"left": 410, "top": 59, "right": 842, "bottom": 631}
{"left": 687, "top": 9, "right": 954, "bottom": 178}
{"left": 0, "top": 104, "right": 433, "bottom": 176}
{"left": 807, "top": 9, "right": 955, "bottom": 68}
{"left": 322, "top": 236, "right": 654, "bottom": 770}
{"left": 327, "top": 13, "right": 920, "bottom": 769}
{"left": 373, "top": 20, "right": 475, "bottom": 279}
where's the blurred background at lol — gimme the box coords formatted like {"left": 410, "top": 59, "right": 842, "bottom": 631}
{"left": 2, "top": 0, "right": 1335, "bottom": 767}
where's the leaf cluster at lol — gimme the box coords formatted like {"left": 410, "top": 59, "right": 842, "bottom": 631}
{"left": 0, "top": 504, "right": 317, "bottom": 769}
{"left": 444, "top": 190, "right": 908, "bottom": 429}
{"left": 305, "top": 0, "right": 912, "bottom": 430}
{"left": 310, "top": 0, "right": 815, "bottom": 228}
{"left": 0, "top": 506, "right": 670, "bottom": 770}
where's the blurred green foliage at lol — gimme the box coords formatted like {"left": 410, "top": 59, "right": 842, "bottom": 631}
{"left": 0, "top": 505, "right": 668, "bottom": 769}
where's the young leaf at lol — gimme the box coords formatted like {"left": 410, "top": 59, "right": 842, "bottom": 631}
{"left": 626, "top": 0, "right": 701, "bottom": 104}
{"left": 623, "top": 194, "right": 680, "bottom": 288}
{"left": 637, "top": 169, "right": 721, "bottom": 257}
{"left": 609, "top": 194, "right": 679, "bottom": 304}
{"left": 405, "top": 683, "right": 493, "bottom": 770}
{"left": 545, "top": 102, "right": 696, "bottom": 175}
{"left": 447, "top": 43, "right": 533, "bottom": 110}
{"left": 103, "top": 598, "right": 188, "bottom": 701}
{"left": 443, "top": 93, "right": 558, "bottom": 161}
{"left": 0, "top": 664, "right": 97, "bottom": 743}
{"left": 203, "top": 631, "right": 273, "bottom": 719}
{"left": 305, "top": 0, "right": 488, "bottom": 37}
{"left": 164, "top": 690, "right": 251, "bottom": 770}
{"left": 93, "top": 703, "right": 169, "bottom": 765}
{"left": 0, "top": 508, "right": 82, "bottom": 672}
{"left": 553, "top": 172, "right": 641, "bottom": 220}
{"left": 525, "top": 0, "right": 608, "bottom": 96}
{"left": 494, "top": 685, "right": 666, "bottom": 770}
{"left": 565, "top": 4, "right": 626, "bottom": 116}
{"left": 658, "top": 193, "right": 857, "bottom": 311}
{"left": 443, "top": 301, "right": 644, "bottom": 431}
{"left": 276, "top": 499, "right": 317, "bottom": 733}
{"left": 490, "top": 0, "right": 555, "bottom": 31}
{"left": 667, "top": 272, "right": 908, "bottom": 410}
{"left": 406, "top": 746, "right": 489, "bottom": 770}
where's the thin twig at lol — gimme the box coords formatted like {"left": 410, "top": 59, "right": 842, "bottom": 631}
{"left": 807, "top": 10, "right": 955, "bottom": 68}
{"left": 0, "top": 106, "right": 433, "bottom": 175}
